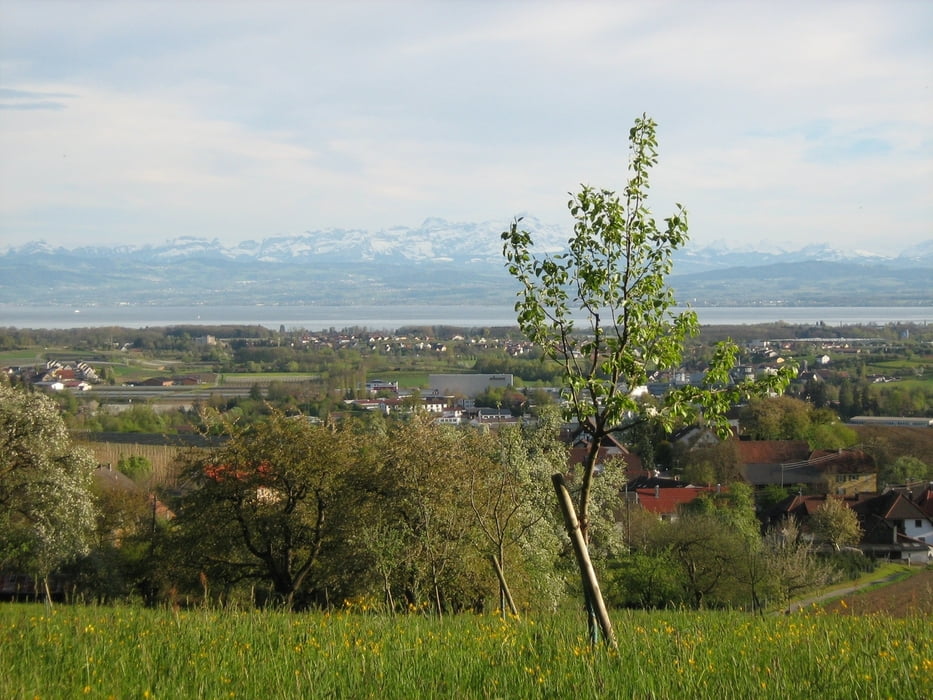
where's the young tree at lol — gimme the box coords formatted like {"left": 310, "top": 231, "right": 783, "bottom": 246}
{"left": 502, "top": 114, "right": 796, "bottom": 645}
{"left": 810, "top": 497, "right": 862, "bottom": 551}
{"left": 117, "top": 454, "right": 152, "bottom": 482}
{"left": 761, "top": 518, "right": 836, "bottom": 606}
{"left": 368, "top": 414, "right": 488, "bottom": 615}
{"left": 0, "top": 384, "right": 97, "bottom": 600}
{"left": 469, "top": 407, "right": 565, "bottom": 617}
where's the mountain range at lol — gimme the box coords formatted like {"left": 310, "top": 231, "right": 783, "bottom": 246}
{"left": 2, "top": 218, "right": 931, "bottom": 307}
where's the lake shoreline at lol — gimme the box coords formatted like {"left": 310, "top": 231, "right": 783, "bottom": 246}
{"left": 1, "top": 304, "right": 930, "bottom": 331}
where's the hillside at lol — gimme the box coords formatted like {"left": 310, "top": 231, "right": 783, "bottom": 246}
{"left": 851, "top": 426, "right": 933, "bottom": 468}
{"left": 823, "top": 567, "right": 933, "bottom": 617}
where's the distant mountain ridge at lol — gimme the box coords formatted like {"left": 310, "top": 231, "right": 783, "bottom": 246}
{"left": 6, "top": 218, "right": 931, "bottom": 268}
{"left": 3, "top": 217, "right": 568, "bottom": 266}
{"left": 1, "top": 219, "right": 931, "bottom": 307}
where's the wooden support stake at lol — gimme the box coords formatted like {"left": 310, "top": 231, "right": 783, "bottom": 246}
{"left": 490, "top": 553, "right": 519, "bottom": 619}
{"left": 552, "top": 473, "right": 616, "bottom": 648}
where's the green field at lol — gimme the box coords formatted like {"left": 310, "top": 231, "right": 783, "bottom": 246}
{"left": 865, "top": 357, "right": 932, "bottom": 372}
{"left": 1, "top": 604, "right": 929, "bottom": 699}
{"left": 219, "top": 372, "right": 322, "bottom": 384}
{"left": 376, "top": 371, "right": 430, "bottom": 389}
{"left": 0, "top": 350, "right": 45, "bottom": 365}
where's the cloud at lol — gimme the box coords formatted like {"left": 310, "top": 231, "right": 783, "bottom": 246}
{"left": 0, "top": 101, "right": 66, "bottom": 111}
{"left": 0, "top": 1, "right": 930, "bottom": 252}
{"left": 0, "top": 87, "right": 72, "bottom": 110}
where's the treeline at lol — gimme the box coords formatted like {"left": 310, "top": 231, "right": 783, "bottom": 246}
{"left": 0, "top": 325, "right": 274, "bottom": 353}
{"left": 472, "top": 352, "right": 563, "bottom": 384}
{"left": 62, "top": 410, "right": 858, "bottom": 613}
{"left": 1, "top": 382, "right": 901, "bottom": 615}
{"left": 790, "top": 367, "right": 930, "bottom": 420}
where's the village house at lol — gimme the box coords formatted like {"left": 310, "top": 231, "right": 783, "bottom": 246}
{"left": 852, "top": 488, "right": 933, "bottom": 563}
{"left": 565, "top": 432, "right": 647, "bottom": 482}
{"left": 766, "top": 486, "right": 933, "bottom": 564}
{"left": 365, "top": 379, "right": 399, "bottom": 395}
{"left": 625, "top": 480, "right": 726, "bottom": 521}
{"left": 29, "top": 359, "right": 101, "bottom": 388}
{"left": 470, "top": 408, "right": 519, "bottom": 428}
{"left": 434, "top": 408, "right": 464, "bottom": 425}
{"left": 347, "top": 393, "right": 450, "bottom": 416}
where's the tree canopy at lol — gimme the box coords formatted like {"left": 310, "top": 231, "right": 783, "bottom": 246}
{"left": 810, "top": 497, "right": 863, "bottom": 551}
{"left": 171, "top": 410, "right": 359, "bottom": 608}
{"left": 0, "top": 383, "right": 97, "bottom": 579}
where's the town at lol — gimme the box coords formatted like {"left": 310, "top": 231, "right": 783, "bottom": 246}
{"left": 3, "top": 319, "right": 931, "bottom": 610}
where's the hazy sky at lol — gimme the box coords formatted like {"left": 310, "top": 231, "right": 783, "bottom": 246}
{"left": 1, "top": 1, "right": 931, "bottom": 253}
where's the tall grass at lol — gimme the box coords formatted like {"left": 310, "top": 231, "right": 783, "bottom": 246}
{"left": 1, "top": 604, "right": 930, "bottom": 699}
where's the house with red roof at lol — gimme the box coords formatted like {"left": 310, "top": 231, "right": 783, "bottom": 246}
{"left": 631, "top": 483, "right": 726, "bottom": 521}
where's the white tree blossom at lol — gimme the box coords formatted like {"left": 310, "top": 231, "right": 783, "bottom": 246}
{"left": 0, "top": 384, "right": 97, "bottom": 576}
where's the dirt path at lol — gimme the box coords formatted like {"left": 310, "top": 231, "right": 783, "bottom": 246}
{"left": 783, "top": 571, "right": 907, "bottom": 614}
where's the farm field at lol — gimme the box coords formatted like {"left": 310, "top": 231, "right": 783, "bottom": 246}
{"left": 822, "top": 566, "right": 933, "bottom": 617}
{"left": 1, "top": 604, "right": 930, "bottom": 699}
{"left": 76, "top": 440, "right": 182, "bottom": 486}
{"left": 219, "top": 372, "right": 321, "bottom": 384}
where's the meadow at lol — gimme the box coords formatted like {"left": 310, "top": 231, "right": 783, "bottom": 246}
{"left": 1, "top": 603, "right": 930, "bottom": 699}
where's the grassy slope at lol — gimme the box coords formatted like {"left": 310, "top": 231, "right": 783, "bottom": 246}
{"left": 1, "top": 604, "right": 930, "bottom": 699}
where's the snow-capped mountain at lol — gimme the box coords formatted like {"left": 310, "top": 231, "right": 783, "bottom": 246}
{"left": 1, "top": 219, "right": 930, "bottom": 307}
{"left": 4, "top": 217, "right": 567, "bottom": 266}
{"left": 669, "top": 241, "right": 919, "bottom": 275}
{"left": 5, "top": 218, "right": 927, "bottom": 269}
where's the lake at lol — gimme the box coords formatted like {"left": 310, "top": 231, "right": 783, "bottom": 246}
{"left": 0, "top": 304, "right": 930, "bottom": 330}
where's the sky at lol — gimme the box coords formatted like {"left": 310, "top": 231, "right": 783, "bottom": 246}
{"left": 1, "top": 0, "right": 931, "bottom": 254}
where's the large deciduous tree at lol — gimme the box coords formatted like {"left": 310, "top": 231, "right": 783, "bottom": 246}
{"left": 0, "top": 383, "right": 97, "bottom": 594}
{"left": 171, "top": 410, "right": 357, "bottom": 609}
{"left": 502, "top": 115, "right": 796, "bottom": 645}
{"left": 885, "top": 455, "right": 932, "bottom": 486}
